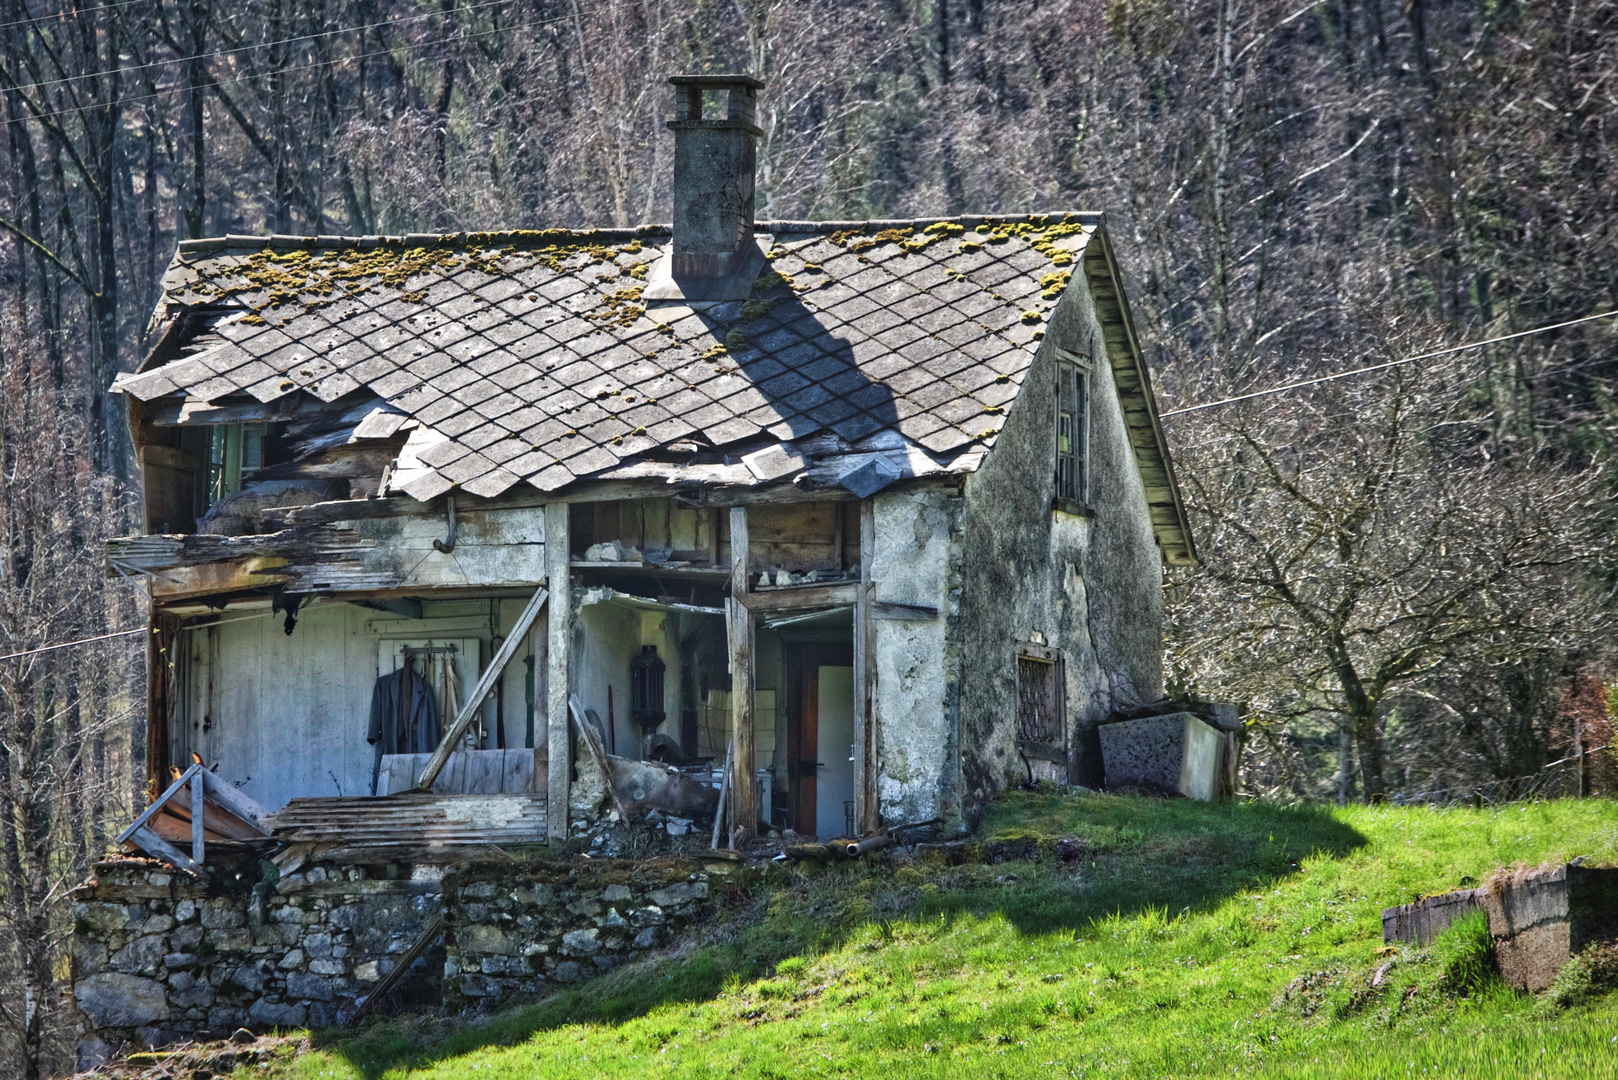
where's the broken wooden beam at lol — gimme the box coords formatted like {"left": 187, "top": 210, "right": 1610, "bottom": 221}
{"left": 417, "top": 584, "right": 549, "bottom": 791}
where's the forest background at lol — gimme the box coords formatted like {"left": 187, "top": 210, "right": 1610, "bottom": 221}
{"left": 0, "top": 0, "right": 1614, "bottom": 1075}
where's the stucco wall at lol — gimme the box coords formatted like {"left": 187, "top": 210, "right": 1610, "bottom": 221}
{"left": 870, "top": 487, "right": 963, "bottom": 827}
{"left": 956, "top": 266, "right": 1165, "bottom": 809}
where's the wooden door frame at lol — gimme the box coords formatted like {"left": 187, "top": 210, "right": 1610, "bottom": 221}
{"left": 786, "top": 642, "right": 855, "bottom": 835}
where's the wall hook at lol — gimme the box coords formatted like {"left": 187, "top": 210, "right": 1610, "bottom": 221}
{"left": 433, "top": 495, "right": 457, "bottom": 553}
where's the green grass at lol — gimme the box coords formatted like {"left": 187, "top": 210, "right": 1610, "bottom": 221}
{"left": 264, "top": 794, "right": 1618, "bottom": 1079}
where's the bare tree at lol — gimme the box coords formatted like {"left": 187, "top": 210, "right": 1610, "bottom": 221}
{"left": 1166, "top": 337, "right": 1618, "bottom": 801}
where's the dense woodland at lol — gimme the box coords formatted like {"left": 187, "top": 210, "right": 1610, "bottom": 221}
{"left": 0, "top": 0, "right": 1615, "bottom": 1074}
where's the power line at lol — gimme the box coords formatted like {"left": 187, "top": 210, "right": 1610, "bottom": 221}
{"left": 0, "top": 625, "right": 146, "bottom": 663}
{"left": 1160, "top": 310, "right": 1618, "bottom": 418}
{"left": 5, "top": 0, "right": 519, "bottom": 99}
{"left": 0, "top": 607, "right": 281, "bottom": 662}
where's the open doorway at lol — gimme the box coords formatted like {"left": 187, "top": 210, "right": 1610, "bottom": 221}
{"left": 785, "top": 641, "right": 854, "bottom": 839}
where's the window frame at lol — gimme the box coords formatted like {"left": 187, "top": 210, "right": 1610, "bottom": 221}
{"left": 1015, "top": 641, "right": 1068, "bottom": 773}
{"left": 1053, "top": 351, "right": 1092, "bottom": 515}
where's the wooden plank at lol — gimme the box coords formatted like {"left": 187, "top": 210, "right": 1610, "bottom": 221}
{"left": 417, "top": 585, "right": 550, "bottom": 790}
{"left": 501, "top": 749, "right": 538, "bottom": 794}
{"left": 191, "top": 776, "right": 205, "bottom": 864}
{"left": 199, "top": 767, "right": 273, "bottom": 827}
{"left": 545, "top": 503, "right": 572, "bottom": 844}
{"left": 853, "top": 499, "right": 877, "bottom": 833}
{"left": 127, "top": 825, "right": 204, "bottom": 876}
{"left": 738, "top": 584, "right": 858, "bottom": 613}
{"left": 729, "top": 505, "right": 756, "bottom": 836}
{"left": 871, "top": 600, "right": 939, "bottom": 621}
{"left": 140, "top": 444, "right": 205, "bottom": 471}
{"left": 568, "top": 695, "right": 630, "bottom": 822}
{"left": 463, "top": 751, "right": 504, "bottom": 794}
{"left": 117, "top": 764, "right": 200, "bottom": 845}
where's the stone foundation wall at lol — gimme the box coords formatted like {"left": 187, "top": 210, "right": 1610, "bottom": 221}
{"left": 73, "top": 855, "right": 721, "bottom": 1063}
{"left": 442, "top": 859, "right": 712, "bottom": 1010}
{"left": 72, "top": 858, "right": 442, "bottom": 1067}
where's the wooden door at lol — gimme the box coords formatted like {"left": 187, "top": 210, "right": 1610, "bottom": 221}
{"left": 788, "top": 644, "right": 854, "bottom": 837}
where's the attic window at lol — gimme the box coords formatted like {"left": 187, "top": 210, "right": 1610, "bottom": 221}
{"left": 208, "top": 422, "right": 268, "bottom": 502}
{"left": 1054, "top": 357, "right": 1090, "bottom": 512}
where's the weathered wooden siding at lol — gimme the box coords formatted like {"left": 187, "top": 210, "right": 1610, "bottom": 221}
{"left": 180, "top": 597, "right": 545, "bottom": 811}
{"left": 183, "top": 603, "right": 381, "bottom": 810}
{"left": 108, "top": 500, "right": 547, "bottom": 598}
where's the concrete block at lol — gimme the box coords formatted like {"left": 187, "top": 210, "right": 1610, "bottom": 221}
{"left": 1487, "top": 863, "right": 1618, "bottom": 991}
{"left": 1098, "top": 712, "right": 1223, "bottom": 800}
{"left": 1382, "top": 888, "right": 1485, "bottom": 946}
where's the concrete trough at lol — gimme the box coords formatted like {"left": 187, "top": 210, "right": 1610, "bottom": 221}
{"left": 1098, "top": 711, "right": 1224, "bottom": 801}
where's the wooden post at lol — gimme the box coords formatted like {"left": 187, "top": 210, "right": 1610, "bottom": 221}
{"left": 545, "top": 502, "right": 572, "bottom": 844}
{"left": 190, "top": 769, "right": 205, "bottom": 865}
{"left": 145, "top": 614, "right": 179, "bottom": 807}
{"left": 852, "top": 499, "right": 877, "bottom": 833}
{"left": 728, "top": 505, "right": 756, "bottom": 836}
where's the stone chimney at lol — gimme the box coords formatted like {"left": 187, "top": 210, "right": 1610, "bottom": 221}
{"left": 650, "top": 74, "right": 765, "bottom": 301}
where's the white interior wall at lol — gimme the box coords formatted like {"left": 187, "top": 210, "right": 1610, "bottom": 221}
{"left": 182, "top": 595, "right": 548, "bottom": 810}
{"left": 184, "top": 603, "right": 378, "bottom": 810}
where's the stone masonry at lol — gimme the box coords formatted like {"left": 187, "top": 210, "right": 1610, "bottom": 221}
{"left": 73, "top": 855, "right": 717, "bottom": 1066}
{"left": 443, "top": 858, "right": 713, "bottom": 1010}
{"left": 72, "top": 857, "right": 442, "bottom": 1068}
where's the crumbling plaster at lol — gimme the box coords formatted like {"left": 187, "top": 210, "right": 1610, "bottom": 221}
{"left": 870, "top": 487, "right": 961, "bottom": 828}
{"left": 957, "top": 268, "right": 1165, "bottom": 807}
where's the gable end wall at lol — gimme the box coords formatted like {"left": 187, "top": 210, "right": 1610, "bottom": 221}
{"left": 957, "top": 269, "right": 1165, "bottom": 811}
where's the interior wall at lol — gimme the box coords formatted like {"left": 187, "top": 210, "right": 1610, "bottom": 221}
{"left": 183, "top": 603, "right": 379, "bottom": 809}
{"left": 181, "top": 595, "right": 544, "bottom": 810}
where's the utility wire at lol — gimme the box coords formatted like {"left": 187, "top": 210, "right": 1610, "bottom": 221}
{"left": 0, "top": 607, "right": 282, "bottom": 663}
{"left": 1160, "top": 309, "right": 1618, "bottom": 418}
{"left": 0, "top": 625, "right": 146, "bottom": 662}
{"left": 5, "top": 0, "right": 520, "bottom": 99}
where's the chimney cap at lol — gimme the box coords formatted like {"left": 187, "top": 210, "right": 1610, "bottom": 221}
{"left": 668, "top": 73, "right": 764, "bottom": 89}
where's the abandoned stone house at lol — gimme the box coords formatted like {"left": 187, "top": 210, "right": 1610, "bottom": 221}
{"left": 104, "top": 72, "right": 1193, "bottom": 857}
{"left": 74, "top": 72, "right": 1201, "bottom": 1057}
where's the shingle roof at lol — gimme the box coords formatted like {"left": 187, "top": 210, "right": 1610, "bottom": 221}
{"left": 117, "top": 214, "right": 1194, "bottom": 562}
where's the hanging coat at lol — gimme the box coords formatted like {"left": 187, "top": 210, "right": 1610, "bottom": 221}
{"left": 367, "top": 663, "right": 442, "bottom": 795}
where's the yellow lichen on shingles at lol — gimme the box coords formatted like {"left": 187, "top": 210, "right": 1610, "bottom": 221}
{"left": 178, "top": 230, "right": 651, "bottom": 314}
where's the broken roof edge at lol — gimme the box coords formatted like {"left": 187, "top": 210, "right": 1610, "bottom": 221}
{"left": 166, "top": 211, "right": 1105, "bottom": 255}
{"left": 1080, "top": 220, "right": 1198, "bottom": 567}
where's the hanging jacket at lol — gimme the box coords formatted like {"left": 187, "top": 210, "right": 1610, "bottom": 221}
{"left": 368, "top": 663, "right": 442, "bottom": 794}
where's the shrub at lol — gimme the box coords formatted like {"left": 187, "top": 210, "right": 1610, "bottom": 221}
{"left": 1544, "top": 942, "right": 1618, "bottom": 1010}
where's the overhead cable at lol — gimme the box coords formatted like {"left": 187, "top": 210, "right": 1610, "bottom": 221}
{"left": 1160, "top": 309, "right": 1618, "bottom": 418}
{"left": 0, "top": 625, "right": 146, "bottom": 663}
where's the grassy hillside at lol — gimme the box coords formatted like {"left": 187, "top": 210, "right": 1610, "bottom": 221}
{"left": 268, "top": 794, "right": 1618, "bottom": 1079}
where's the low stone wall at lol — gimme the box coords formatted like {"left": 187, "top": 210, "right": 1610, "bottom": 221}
{"left": 73, "top": 855, "right": 722, "bottom": 1064}
{"left": 72, "top": 858, "right": 442, "bottom": 1068}
{"left": 442, "top": 858, "right": 712, "bottom": 1010}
